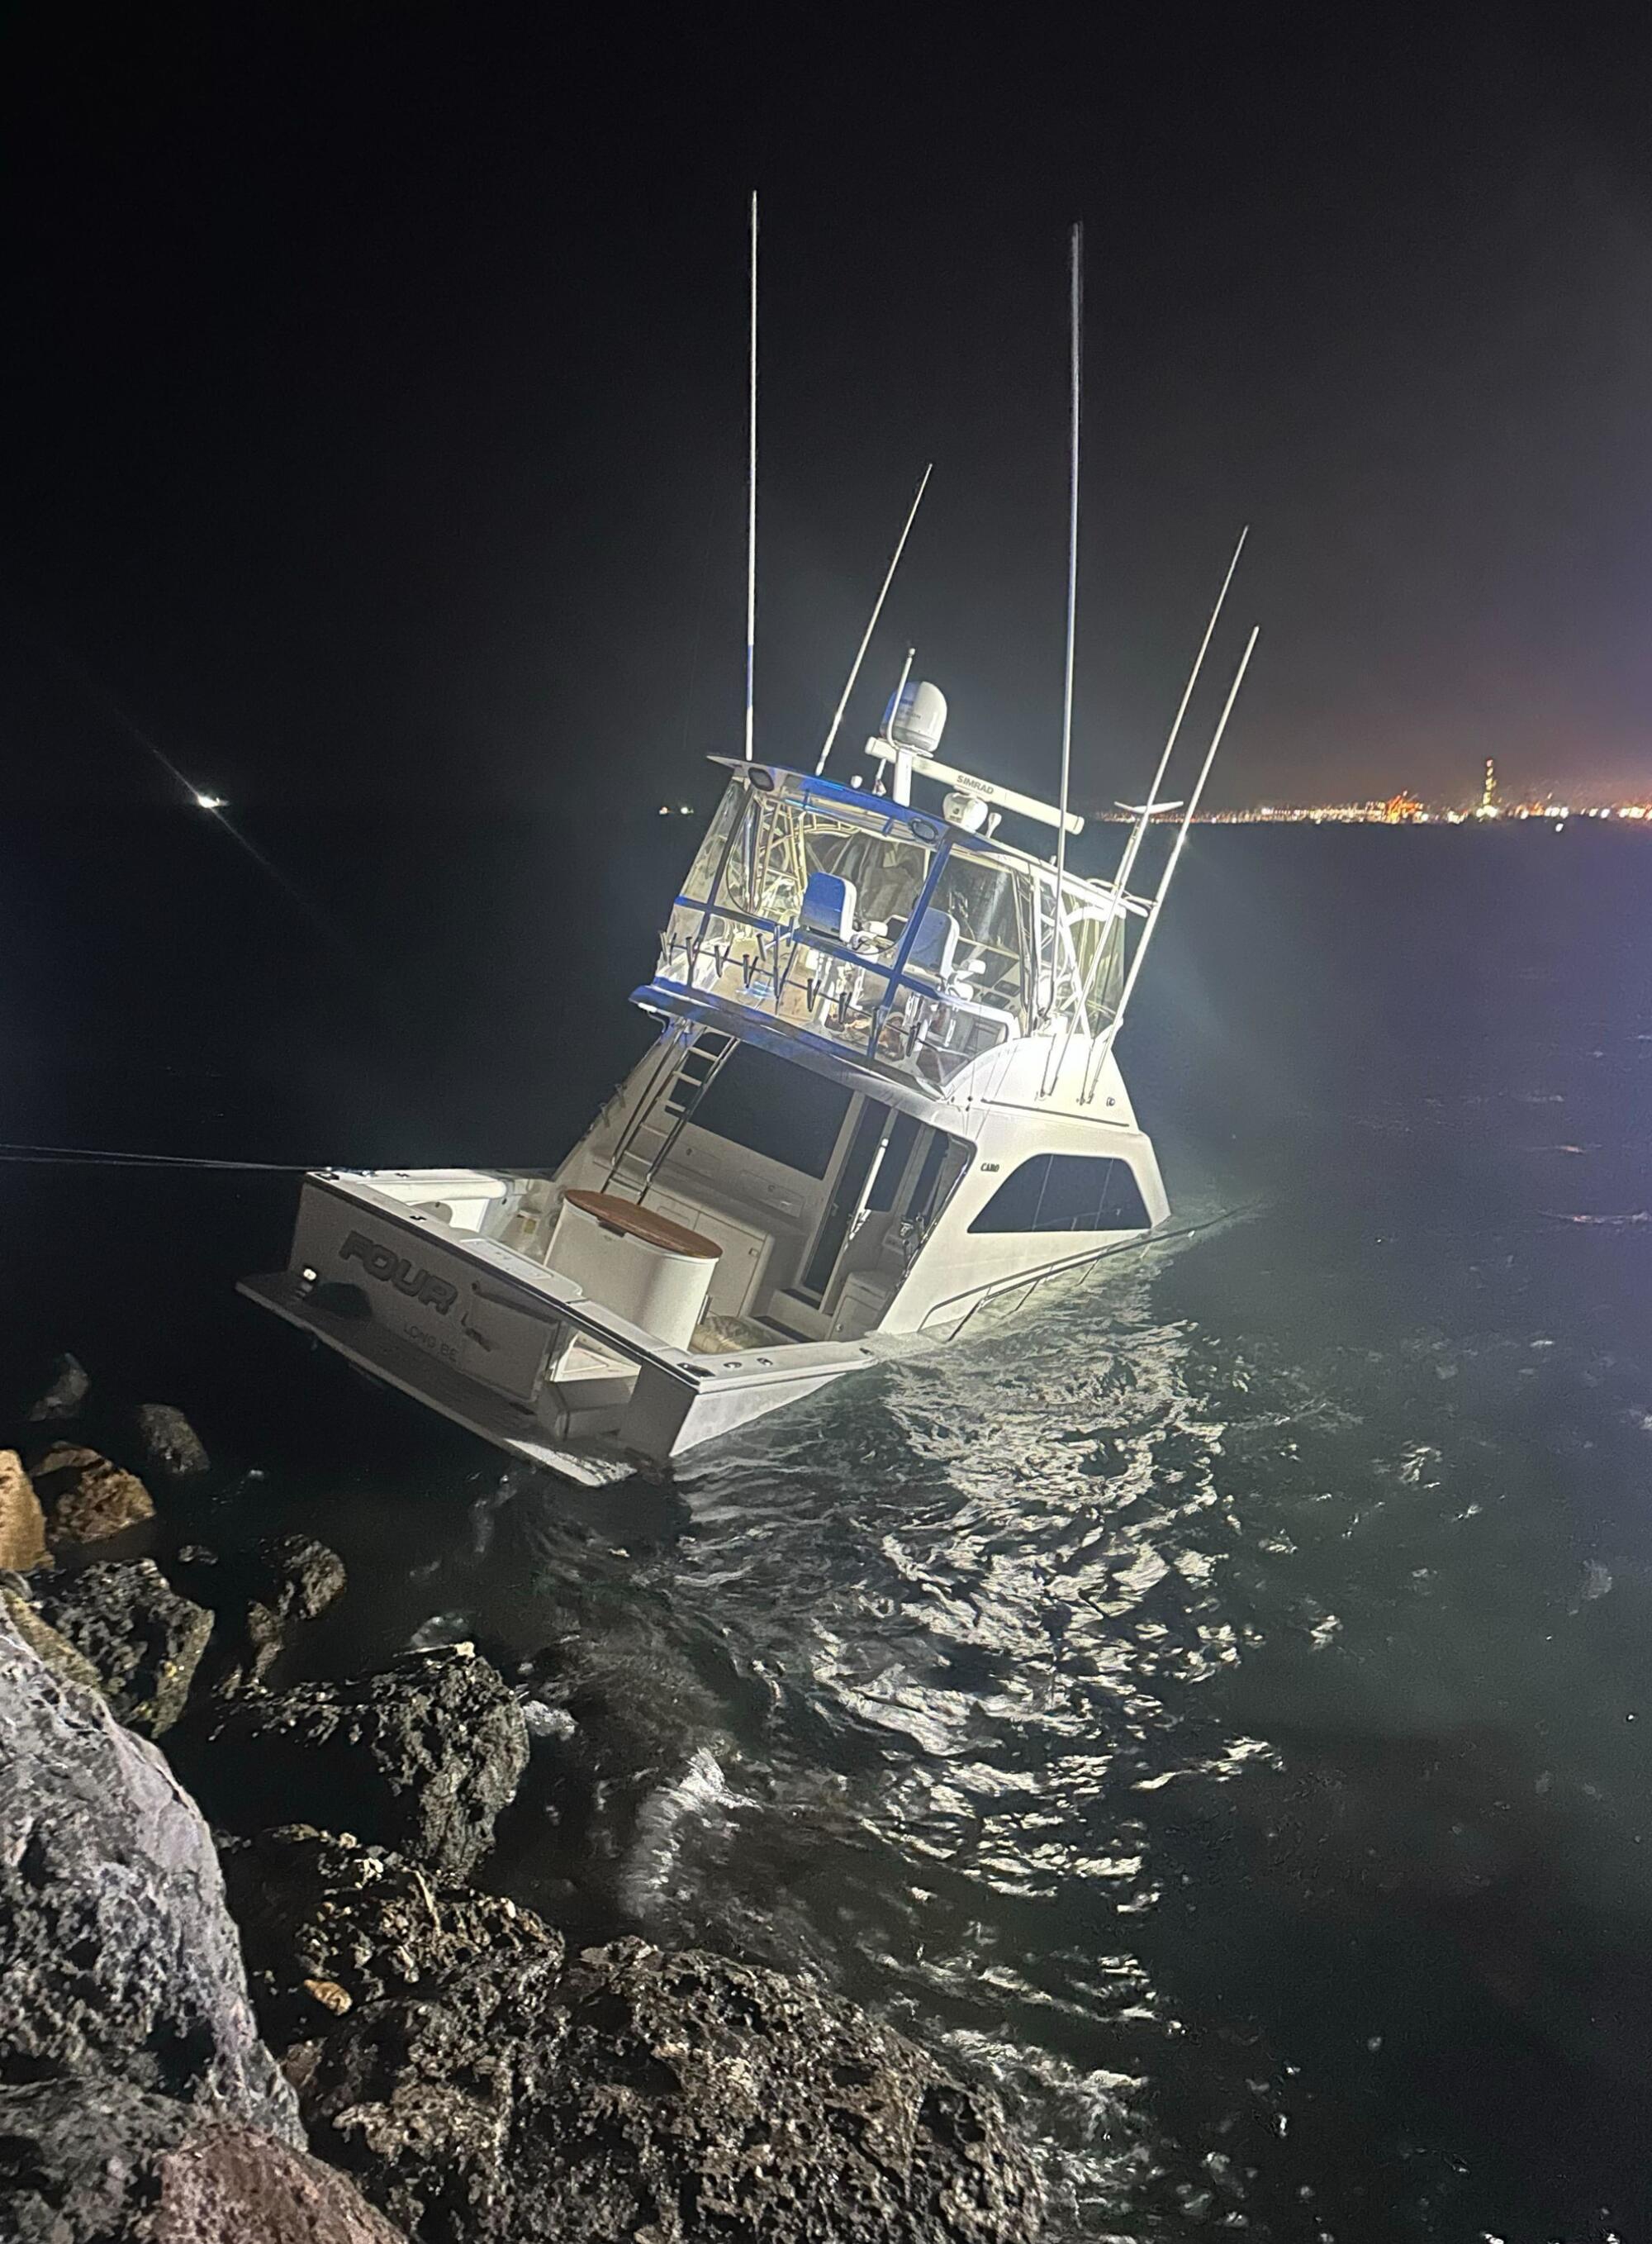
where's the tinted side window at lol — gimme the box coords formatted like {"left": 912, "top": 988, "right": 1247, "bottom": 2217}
{"left": 968, "top": 1153, "right": 1150, "bottom": 1234}
{"left": 690, "top": 1046, "right": 850, "bottom": 1179}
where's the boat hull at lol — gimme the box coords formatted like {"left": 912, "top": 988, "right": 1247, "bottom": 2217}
{"left": 240, "top": 1172, "right": 883, "bottom": 1476}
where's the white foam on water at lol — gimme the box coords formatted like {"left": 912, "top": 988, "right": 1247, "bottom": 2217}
{"left": 522, "top": 1696, "right": 577, "bottom": 1740}
{"left": 617, "top": 1745, "right": 731, "bottom": 1918}
{"left": 403, "top": 1609, "right": 472, "bottom": 1652}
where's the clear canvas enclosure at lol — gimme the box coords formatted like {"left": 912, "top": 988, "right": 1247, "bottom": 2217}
{"left": 651, "top": 768, "right": 1126, "bottom": 1094}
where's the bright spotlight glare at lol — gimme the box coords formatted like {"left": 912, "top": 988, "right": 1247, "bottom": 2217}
{"left": 193, "top": 791, "right": 227, "bottom": 811}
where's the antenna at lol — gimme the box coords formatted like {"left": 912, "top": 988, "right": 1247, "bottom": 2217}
{"left": 815, "top": 464, "right": 933, "bottom": 777}
{"left": 1053, "top": 221, "right": 1083, "bottom": 910}
{"left": 744, "top": 191, "right": 758, "bottom": 761}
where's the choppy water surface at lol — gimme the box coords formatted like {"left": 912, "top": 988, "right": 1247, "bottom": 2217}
{"left": 4, "top": 821, "right": 1652, "bottom": 2239}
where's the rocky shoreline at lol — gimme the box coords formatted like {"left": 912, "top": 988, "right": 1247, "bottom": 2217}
{"left": 0, "top": 1357, "right": 1046, "bottom": 2242}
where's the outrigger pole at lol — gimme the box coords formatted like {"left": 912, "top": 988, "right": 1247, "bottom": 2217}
{"left": 1103, "top": 525, "right": 1248, "bottom": 923}
{"left": 815, "top": 463, "right": 933, "bottom": 777}
{"left": 1055, "top": 526, "right": 1248, "bottom": 1096}
{"left": 744, "top": 191, "right": 758, "bottom": 761}
{"left": 1050, "top": 525, "right": 1247, "bottom": 1086}
{"left": 1080, "top": 623, "right": 1260, "bottom": 1104}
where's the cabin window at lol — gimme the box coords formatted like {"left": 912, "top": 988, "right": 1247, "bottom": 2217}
{"left": 690, "top": 1045, "right": 851, "bottom": 1180}
{"left": 967, "top": 1153, "right": 1150, "bottom": 1235}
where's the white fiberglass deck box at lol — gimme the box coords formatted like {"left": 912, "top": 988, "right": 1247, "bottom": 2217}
{"left": 364, "top": 1168, "right": 512, "bottom": 1235}
{"left": 546, "top": 1189, "right": 720, "bottom": 1350}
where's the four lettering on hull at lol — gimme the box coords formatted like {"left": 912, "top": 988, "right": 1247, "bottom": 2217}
{"left": 339, "top": 1229, "right": 458, "bottom": 1316}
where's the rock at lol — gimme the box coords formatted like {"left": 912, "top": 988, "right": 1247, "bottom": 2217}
{"left": 178, "top": 1533, "right": 349, "bottom": 1701}
{"left": 133, "top": 1400, "right": 211, "bottom": 1479}
{"left": 220, "top": 1824, "right": 563, "bottom": 2051}
{"left": 225, "top": 1535, "right": 349, "bottom": 1695}
{"left": 0, "top": 2076, "right": 406, "bottom": 2243}
{"left": 154, "top": 2115, "right": 411, "bottom": 2242}
{"left": 0, "top": 2075, "right": 185, "bottom": 2244}
{"left": 34, "top": 1559, "right": 213, "bottom": 1736}
{"left": 26, "top": 1350, "right": 89, "bottom": 1423}
{"left": 265, "top": 1532, "right": 349, "bottom": 1622}
{"left": 0, "top": 1582, "right": 101, "bottom": 1694}
{"left": 36, "top": 1443, "right": 155, "bottom": 1546}
{"left": 0, "top": 1448, "right": 47, "bottom": 1571}
{"left": 134, "top": 1391, "right": 213, "bottom": 1481}
{"left": 30, "top": 1442, "right": 103, "bottom": 1485}
{"left": 203, "top": 1647, "right": 529, "bottom": 1880}
{"left": 52, "top": 1467, "right": 154, "bottom": 1543}
{"left": 0, "top": 1609, "right": 300, "bottom": 2137}
{"left": 287, "top": 1933, "right": 1043, "bottom": 2244}
{"left": 220, "top": 1822, "right": 561, "bottom": 2055}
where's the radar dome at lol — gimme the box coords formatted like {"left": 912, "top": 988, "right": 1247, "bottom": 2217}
{"left": 884, "top": 678, "right": 947, "bottom": 756}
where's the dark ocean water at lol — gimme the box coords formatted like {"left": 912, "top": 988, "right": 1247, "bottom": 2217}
{"left": 3, "top": 811, "right": 1651, "bottom": 2242}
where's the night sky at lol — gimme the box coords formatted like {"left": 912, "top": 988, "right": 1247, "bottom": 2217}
{"left": 5, "top": 6, "right": 1651, "bottom": 818}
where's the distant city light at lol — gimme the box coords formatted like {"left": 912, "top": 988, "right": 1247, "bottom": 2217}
{"left": 1150, "top": 789, "right": 1652, "bottom": 828}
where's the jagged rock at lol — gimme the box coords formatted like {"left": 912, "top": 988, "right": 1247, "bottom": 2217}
{"left": 221, "top": 1824, "right": 563, "bottom": 2051}
{"left": 26, "top": 1350, "right": 89, "bottom": 1423}
{"left": 34, "top": 1558, "right": 212, "bottom": 1735}
{"left": 132, "top": 1401, "right": 211, "bottom": 1479}
{"left": 285, "top": 1932, "right": 1043, "bottom": 2244}
{"left": 30, "top": 1442, "right": 103, "bottom": 1487}
{"left": 267, "top": 1533, "right": 349, "bottom": 1622}
{"left": 217, "top": 1534, "right": 349, "bottom": 1695}
{"left": 152, "top": 2113, "right": 411, "bottom": 2241}
{"left": 0, "top": 1448, "right": 46, "bottom": 1571}
{"left": 0, "top": 2076, "right": 406, "bottom": 2243}
{"left": 202, "top": 1647, "right": 529, "bottom": 1879}
{"left": 0, "top": 1609, "right": 300, "bottom": 2138}
{"left": 36, "top": 1443, "right": 155, "bottom": 1545}
{"left": 0, "top": 1581, "right": 100, "bottom": 1694}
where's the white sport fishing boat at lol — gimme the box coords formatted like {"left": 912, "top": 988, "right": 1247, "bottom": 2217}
{"left": 240, "top": 218, "right": 1256, "bottom": 1485}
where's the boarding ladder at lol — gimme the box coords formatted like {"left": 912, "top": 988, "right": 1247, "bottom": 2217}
{"left": 604, "top": 1021, "right": 738, "bottom": 1200}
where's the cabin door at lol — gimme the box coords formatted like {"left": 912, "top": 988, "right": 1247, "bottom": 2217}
{"left": 796, "top": 1098, "right": 890, "bottom": 1303}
